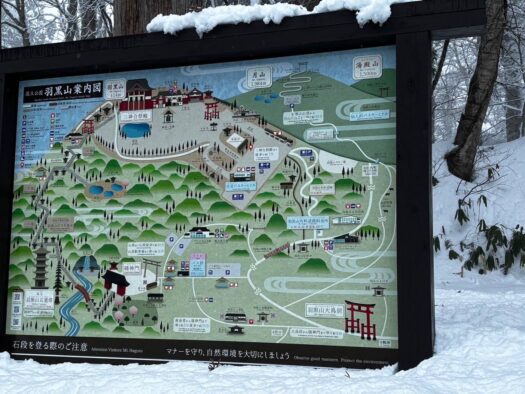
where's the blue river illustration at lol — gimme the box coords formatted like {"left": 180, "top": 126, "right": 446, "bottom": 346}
{"left": 59, "top": 259, "right": 94, "bottom": 337}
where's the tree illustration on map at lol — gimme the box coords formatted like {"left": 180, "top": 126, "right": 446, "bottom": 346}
{"left": 7, "top": 46, "right": 398, "bottom": 351}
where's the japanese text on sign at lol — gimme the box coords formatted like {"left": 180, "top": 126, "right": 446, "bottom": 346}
{"left": 246, "top": 66, "right": 272, "bottom": 89}
{"left": 290, "top": 327, "right": 343, "bottom": 339}
{"left": 305, "top": 304, "right": 345, "bottom": 318}
{"left": 287, "top": 216, "right": 330, "bottom": 230}
{"left": 353, "top": 55, "right": 383, "bottom": 80}
{"left": 104, "top": 79, "right": 126, "bottom": 100}
{"left": 362, "top": 164, "right": 379, "bottom": 177}
{"left": 310, "top": 184, "right": 336, "bottom": 196}
{"left": 225, "top": 181, "right": 257, "bottom": 192}
{"left": 127, "top": 242, "right": 165, "bottom": 257}
{"left": 120, "top": 110, "right": 152, "bottom": 123}
{"left": 173, "top": 318, "right": 211, "bottom": 333}
{"left": 122, "top": 263, "right": 142, "bottom": 275}
{"left": 254, "top": 147, "right": 279, "bottom": 162}
{"left": 23, "top": 81, "right": 103, "bottom": 103}
{"left": 24, "top": 290, "right": 54, "bottom": 317}
{"left": 283, "top": 110, "right": 324, "bottom": 125}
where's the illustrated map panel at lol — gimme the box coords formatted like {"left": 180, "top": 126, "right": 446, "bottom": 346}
{"left": 6, "top": 46, "right": 397, "bottom": 360}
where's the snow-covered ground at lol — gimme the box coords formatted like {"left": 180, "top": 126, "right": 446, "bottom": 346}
{"left": 1, "top": 141, "right": 524, "bottom": 393}
{"left": 147, "top": 0, "right": 419, "bottom": 37}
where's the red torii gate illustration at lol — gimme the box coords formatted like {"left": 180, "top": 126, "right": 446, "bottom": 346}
{"left": 204, "top": 100, "right": 219, "bottom": 120}
{"left": 345, "top": 300, "right": 377, "bottom": 341}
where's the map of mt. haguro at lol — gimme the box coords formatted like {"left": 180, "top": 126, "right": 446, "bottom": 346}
{"left": 7, "top": 47, "right": 397, "bottom": 358}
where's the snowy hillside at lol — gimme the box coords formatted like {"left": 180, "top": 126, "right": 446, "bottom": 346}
{"left": 433, "top": 139, "right": 525, "bottom": 246}
{"left": 1, "top": 141, "right": 524, "bottom": 394}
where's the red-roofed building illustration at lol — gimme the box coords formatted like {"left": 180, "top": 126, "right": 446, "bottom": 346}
{"left": 82, "top": 119, "right": 95, "bottom": 134}
{"left": 102, "top": 262, "right": 130, "bottom": 296}
{"left": 188, "top": 87, "right": 204, "bottom": 102}
{"left": 119, "top": 79, "right": 154, "bottom": 111}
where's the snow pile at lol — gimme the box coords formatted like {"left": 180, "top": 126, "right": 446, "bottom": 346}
{"left": 147, "top": 4, "right": 309, "bottom": 37}
{"left": 1, "top": 274, "right": 524, "bottom": 393}
{"left": 312, "top": 0, "right": 410, "bottom": 25}
{"left": 147, "top": 0, "right": 419, "bottom": 37}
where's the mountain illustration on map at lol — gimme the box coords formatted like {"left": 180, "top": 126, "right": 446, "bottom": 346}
{"left": 7, "top": 46, "right": 398, "bottom": 352}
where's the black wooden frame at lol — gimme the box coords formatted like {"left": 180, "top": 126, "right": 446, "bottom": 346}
{"left": 0, "top": 0, "right": 485, "bottom": 371}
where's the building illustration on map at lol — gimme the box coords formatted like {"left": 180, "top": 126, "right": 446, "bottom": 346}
{"left": 6, "top": 46, "right": 398, "bottom": 354}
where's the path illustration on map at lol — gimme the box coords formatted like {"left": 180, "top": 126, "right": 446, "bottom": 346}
{"left": 7, "top": 47, "right": 398, "bottom": 351}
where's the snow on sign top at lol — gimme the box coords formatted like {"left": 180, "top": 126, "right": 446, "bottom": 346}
{"left": 147, "top": 0, "right": 420, "bottom": 38}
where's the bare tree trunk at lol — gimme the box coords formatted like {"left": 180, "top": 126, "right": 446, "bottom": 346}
{"left": 16, "top": 0, "right": 30, "bottom": 46}
{"left": 2, "top": 0, "right": 31, "bottom": 46}
{"left": 65, "top": 0, "right": 79, "bottom": 41}
{"left": 508, "top": 0, "right": 525, "bottom": 137}
{"left": 114, "top": 0, "right": 174, "bottom": 35}
{"left": 502, "top": 4, "right": 523, "bottom": 141}
{"left": 98, "top": 1, "right": 113, "bottom": 37}
{"left": 432, "top": 40, "right": 450, "bottom": 95}
{"left": 80, "top": 0, "right": 98, "bottom": 40}
{"left": 522, "top": 100, "right": 525, "bottom": 137}
{"left": 445, "top": 0, "right": 507, "bottom": 181}
{"left": 502, "top": 68, "right": 522, "bottom": 141}
{"left": 1, "top": 3, "right": 4, "bottom": 48}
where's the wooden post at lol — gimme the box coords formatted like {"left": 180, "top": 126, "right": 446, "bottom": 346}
{"left": 396, "top": 31, "right": 434, "bottom": 371}
{"left": 0, "top": 74, "right": 18, "bottom": 351}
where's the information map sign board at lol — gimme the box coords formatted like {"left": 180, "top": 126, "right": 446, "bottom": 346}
{"left": 3, "top": 46, "right": 398, "bottom": 368}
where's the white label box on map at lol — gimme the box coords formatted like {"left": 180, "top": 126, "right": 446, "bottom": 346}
{"left": 287, "top": 216, "right": 330, "bottom": 230}
{"left": 254, "top": 147, "right": 279, "bottom": 162}
{"left": 305, "top": 127, "right": 334, "bottom": 141}
{"left": 305, "top": 304, "right": 345, "bottom": 318}
{"left": 122, "top": 262, "right": 142, "bottom": 275}
{"left": 190, "top": 253, "right": 206, "bottom": 277}
{"left": 225, "top": 181, "right": 257, "bottom": 192}
{"left": 362, "top": 163, "right": 379, "bottom": 177}
{"left": 104, "top": 79, "right": 126, "bottom": 100}
{"left": 46, "top": 216, "right": 74, "bottom": 232}
{"left": 310, "top": 184, "right": 336, "bottom": 196}
{"left": 283, "top": 110, "right": 323, "bottom": 125}
{"left": 23, "top": 184, "right": 37, "bottom": 193}
{"left": 82, "top": 146, "right": 95, "bottom": 156}
{"left": 379, "top": 339, "right": 392, "bottom": 348}
{"left": 353, "top": 55, "right": 383, "bottom": 80}
{"left": 120, "top": 110, "right": 152, "bottom": 123}
{"left": 284, "top": 95, "right": 302, "bottom": 106}
{"left": 24, "top": 290, "right": 54, "bottom": 317}
{"left": 290, "top": 327, "right": 343, "bottom": 339}
{"left": 350, "top": 109, "right": 390, "bottom": 122}
{"left": 246, "top": 66, "right": 272, "bottom": 89}
{"left": 23, "top": 220, "right": 35, "bottom": 229}
{"left": 207, "top": 263, "right": 241, "bottom": 277}
{"left": 173, "top": 317, "right": 211, "bottom": 334}
{"left": 127, "top": 242, "right": 165, "bottom": 256}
